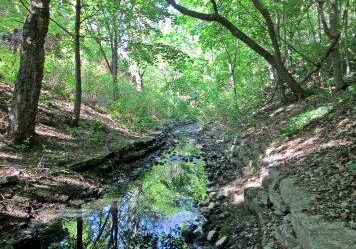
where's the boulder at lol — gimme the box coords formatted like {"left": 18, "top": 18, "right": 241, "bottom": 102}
{"left": 278, "top": 178, "right": 312, "bottom": 214}
{"left": 278, "top": 177, "right": 356, "bottom": 249}
{"left": 207, "top": 230, "right": 218, "bottom": 242}
{"left": 291, "top": 213, "right": 356, "bottom": 249}
{"left": 215, "top": 236, "right": 228, "bottom": 248}
{"left": 244, "top": 187, "right": 268, "bottom": 215}
{"left": 0, "top": 175, "right": 19, "bottom": 186}
{"left": 273, "top": 216, "right": 300, "bottom": 248}
{"left": 268, "top": 191, "right": 289, "bottom": 214}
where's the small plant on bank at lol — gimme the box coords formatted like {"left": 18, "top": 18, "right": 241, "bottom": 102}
{"left": 14, "top": 137, "right": 31, "bottom": 152}
{"left": 280, "top": 105, "right": 333, "bottom": 137}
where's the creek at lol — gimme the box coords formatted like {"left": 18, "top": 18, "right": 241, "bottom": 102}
{"left": 12, "top": 124, "right": 210, "bottom": 249}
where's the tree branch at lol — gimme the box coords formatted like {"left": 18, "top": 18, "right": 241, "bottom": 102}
{"left": 317, "top": 0, "right": 332, "bottom": 38}
{"left": 166, "top": 0, "right": 275, "bottom": 65}
{"left": 210, "top": 0, "right": 218, "bottom": 14}
{"left": 87, "top": 25, "right": 113, "bottom": 75}
{"left": 166, "top": 0, "right": 217, "bottom": 21}
{"left": 239, "top": 1, "right": 316, "bottom": 66}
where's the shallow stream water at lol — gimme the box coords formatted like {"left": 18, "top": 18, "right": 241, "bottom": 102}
{"left": 12, "top": 124, "right": 209, "bottom": 249}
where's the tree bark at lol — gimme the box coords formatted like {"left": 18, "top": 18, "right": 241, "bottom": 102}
{"left": 344, "top": 0, "right": 350, "bottom": 75}
{"left": 328, "top": 0, "right": 345, "bottom": 90}
{"left": 111, "top": 11, "right": 119, "bottom": 99}
{"left": 134, "top": 61, "right": 144, "bottom": 92}
{"left": 9, "top": 0, "right": 50, "bottom": 144}
{"left": 252, "top": 0, "right": 305, "bottom": 99}
{"left": 166, "top": 0, "right": 307, "bottom": 99}
{"left": 317, "top": 0, "right": 346, "bottom": 91}
{"left": 273, "top": 0, "right": 286, "bottom": 103}
{"left": 226, "top": 40, "right": 238, "bottom": 102}
{"left": 73, "top": 0, "right": 82, "bottom": 126}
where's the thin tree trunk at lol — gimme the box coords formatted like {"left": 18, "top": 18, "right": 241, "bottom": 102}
{"left": 73, "top": 0, "right": 82, "bottom": 126}
{"left": 343, "top": 0, "right": 350, "bottom": 75}
{"left": 134, "top": 61, "right": 144, "bottom": 92}
{"left": 229, "top": 63, "right": 238, "bottom": 101}
{"left": 273, "top": 0, "right": 286, "bottom": 103}
{"left": 9, "top": 0, "right": 50, "bottom": 144}
{"left": 226, "top": 41, "right": 238, "bottom": 102}
{"left": 318, "top": 0, "right": 346, "bottom": 91}
{"left": 111, "top": 13, "right": 119, "bottom": 99}
{"left": 329, "top": 0, "right": 345, "bottom": 90}
{"left": 77, "top": 210, "right": 83, "bottom": 249}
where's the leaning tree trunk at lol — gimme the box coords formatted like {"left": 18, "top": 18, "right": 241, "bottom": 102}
{"left": 252, "top": 0, "right": 306, "bottom": 99}
{"left": 166, "top": 0, "right": 308, "bottom": 99}
{"left": 9, "top": 0, "right": 50, "bottom": 144}
{"left": 73, "top": 0, "right": 82, "bottom": 125}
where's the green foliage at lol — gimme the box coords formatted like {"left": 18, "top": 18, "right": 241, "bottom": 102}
{"left": 0, "top": 48, "right": 19, "bottom": 83}
{"left": 280, "top": 105, "right": 333, "bottom": 137}
{"left": 39, "top": 93, "right": 53, "bottom": 108}
{"left": 1, "top": 0, "right": 354, "bottom": 132}
{"left": 173, "top": 138, "right": 201, "bottom": 156}
{"left": 43, "top": 56, "right": 74, "bottom": 98}
{"left": 14, "top": 137, "right": 31, "bottom": 152}
{"left": 346, "top": 161, "right": 356, "bottom": 171}
{"left": 110, "top": 82, "right": 193, "bottom": 130}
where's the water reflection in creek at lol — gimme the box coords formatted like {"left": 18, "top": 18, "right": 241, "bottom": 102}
{"left": 34, "top": 133, "right": 208, "bottom": 249}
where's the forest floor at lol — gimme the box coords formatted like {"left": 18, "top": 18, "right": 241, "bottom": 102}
{"left": 0, "top": 82, "right": 153, "bottom": 238}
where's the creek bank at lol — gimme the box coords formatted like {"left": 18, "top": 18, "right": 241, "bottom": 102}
{"left": 196, "top": 124, "right": 356, "bottom": 249}
{"left": 194, "top": 90, "right": 355, "bottom": 249}
{"left": 69, "top": 130, "right": 167, "bottom": 172}
{"left": 244, "top": 167, "right": 356, "bottom": 249}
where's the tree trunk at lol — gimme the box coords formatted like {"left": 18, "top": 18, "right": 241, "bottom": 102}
{"left": 134, "top": 63, "right": 144, "bottom": 92}
{"left": 229, "top": 62, "right": 238, "bottom": 101}
{"left": 329, "top": 0, "right": 345, "bottom": 90}
{"left": 8, "top": 0, "right": 50, "bottom": 144}
{"left": 318, "top": 0, "right": 346, "bottom": 91}
{"left": 73, "top": 0, "right": 82, "bottom": 125}
{"left": 111, "top": 13, "right": 119, "bottom": 99}
{"left": 227, "top": 43, "right": 238, "bottom": 102}
{"left": 273, "top": 0, "right": 286, "bottom": 102}
{"left": 344, "top": 0, "right": 350, "bottom": 75}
